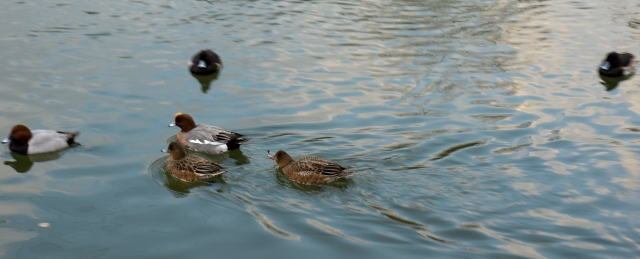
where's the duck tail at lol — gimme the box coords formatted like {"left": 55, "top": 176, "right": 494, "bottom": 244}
{"left": 212, "top": 170, "right": 228, "bottom": 177}
{"left": 57, "top": 131, "right": 80, "bottom": 144}
{"left": 338, "top": 170, "right": 354, "bottom": 178}
{"left": 226, "top": 136, "right": 249, "bottom": 150}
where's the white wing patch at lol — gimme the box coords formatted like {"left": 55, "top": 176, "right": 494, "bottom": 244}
{"left": 189, "top": 139, "right": 225, "bottom": 146}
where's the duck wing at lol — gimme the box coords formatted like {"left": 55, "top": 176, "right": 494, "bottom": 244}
{"left": 27, "top": 130, "right": 74, "bottom": 154}
{"left": 188, "top": 125, "right": 243, "bottom": 144}
{"left": 185, "top": 155, "right": 227, "bottom": 177}
{"left": 185, "top": 125, "right": 247, "bottom": 153}
{"left": 291, "top": 156, "right": 347, "bottom": 176}
{"left": 620, "top": 53, "right": 635, "bottom": 68}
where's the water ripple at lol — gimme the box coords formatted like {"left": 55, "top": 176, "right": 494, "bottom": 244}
{"left": 0, "top": 0, "right": 639, "bottom": 257}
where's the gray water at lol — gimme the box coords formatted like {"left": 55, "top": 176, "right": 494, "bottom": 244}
{"left": 1, "top": 0, "right": 639, "bottom": 258}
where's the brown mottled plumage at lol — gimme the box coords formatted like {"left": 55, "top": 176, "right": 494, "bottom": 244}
{"left": 268, "top": 150, "right": 352, "bottom": 184}
{"left": 163, "top": 142, "right": 227, "bottom": 182}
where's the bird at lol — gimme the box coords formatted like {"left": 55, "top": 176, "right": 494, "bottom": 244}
{"left": 162, "top": 142, "right": 227, "bottom": 182}
{"left": 267, "top": 150, "right": 353, "bottom": 184}
{"left": 599, "top": 52, "right": 635, "bottom": 77}
{"left": 2, "top": 124, "right": 79, "bottom": 155}
{"left": 169, "top": 113, "right": 248, "bottom": 154}
{"left": 189, "top": 49, "right": 222, "bottom": 75}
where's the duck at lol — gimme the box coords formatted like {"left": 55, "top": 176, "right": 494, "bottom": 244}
{"left": 267, "top": 150, "right": 353, "bottom": 184}
{"left": 169, "top": 113, "right": 248, "bottom": 154}
{"left": 189, "top": 49, "right": 222, "bottom": 75}
{"left": 599, "top": 52, "right": 635, "bottom": 77}
{"left": 162, "top": 142, "right": 227, "bottom": 182}
{"left": 2, "top": 124, "right": 79, "bottom": 155}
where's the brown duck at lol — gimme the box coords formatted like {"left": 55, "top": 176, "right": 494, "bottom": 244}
{"left": 267, "top": 150, "right": 353, "bottom": 184}
{"left": 162, "top": 142, "right": 227, "bottom": 182}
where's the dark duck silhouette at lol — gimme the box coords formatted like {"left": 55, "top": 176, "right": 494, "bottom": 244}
{"left": 189, "top": 49, "right": 222, "bottom": 75}
{"left": 599, "top": 52, "right": 635, "bottom": 77}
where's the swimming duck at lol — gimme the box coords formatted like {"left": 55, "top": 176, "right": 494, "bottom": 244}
{"left": 189, "top": 49, "right": 222, "bottom": 75}
{"left": 267, "top": 150, "right": 353, "bottom": 184}
{"left": 599, "top": 52, "right": 635, "bottom": 77}
{"left": 169, "top": 113, "right": 248, "bottom": 154}
{"left": 2, "top": 124, "right": 79, "bottom": 155}
{"left": 162, "top": 142, "right": 227, "bottom": 182}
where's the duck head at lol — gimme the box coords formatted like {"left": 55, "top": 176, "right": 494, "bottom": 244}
{"left": 601, "top": 52, "right": 621, "bottom": 70}
{"left": 2, "top": 124, "right": 32, "bottom": 144}
{"left": 162, "top": 142, "right": 187, "bottom": 160}
{"left": 169, "top": 113, "right": 197, "bottom": 132}
{"left": 268, "top": 150, "right": 294, "bottom": 168}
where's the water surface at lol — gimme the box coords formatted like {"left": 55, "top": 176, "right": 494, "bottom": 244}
{"left": 1, "top": 0, "right": 639, "bottom": 258}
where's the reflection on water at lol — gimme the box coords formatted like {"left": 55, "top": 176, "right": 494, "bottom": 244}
{"left": 0, "top": 0, "right": 639, "bottom": 258}
{"left": 219, "top": 149, "right": 250, "bottom": 166}
{"left": 190, "top": 72, "right": 220, "bottom": 93}
{"left": 599, "top": 73, "right": 635, "bottom": 91}
{"left": 3, "top": 152, "right": 61, "bottom": 173}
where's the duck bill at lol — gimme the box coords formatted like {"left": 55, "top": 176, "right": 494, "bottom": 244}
{"left": 1, "top": 138, "right": 9, "bottom": 144}
{"left": 168, "top": 122, "right": 176, "bottom": 127}
{"left": 267, "top": 150, "right": 274, "bottom": 160}
{"left": 161, "top": 148, "right": 168, "bottom": 153}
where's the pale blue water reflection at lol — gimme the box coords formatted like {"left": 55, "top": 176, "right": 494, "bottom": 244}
{"left": 0, "top": 0, "right": 639, "bottom": 258}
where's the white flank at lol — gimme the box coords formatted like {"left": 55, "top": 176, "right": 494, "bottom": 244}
{"left": 189, "top": 139, "right": 224, "bottom": 146}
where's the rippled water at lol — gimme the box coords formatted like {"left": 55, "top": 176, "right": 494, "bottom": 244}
{"left": 1, "top": 0, "right": 639, "bottom": 257}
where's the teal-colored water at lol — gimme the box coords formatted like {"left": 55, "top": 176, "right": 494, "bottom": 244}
{"left": 1, "top": 0, "right": 639, "bottom": 258}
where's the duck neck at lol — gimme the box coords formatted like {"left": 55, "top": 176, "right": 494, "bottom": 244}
{"left": 9, "top": 140, "right": 28, "bottom": 155}
{"left": 281, "top": 159, "right": 293, "bottom": 168}
{"left": 172, "top": 146, "right": 187, "bottom": 159}
{"left": 180, "top": 122, "right": 197, "bottom": 132}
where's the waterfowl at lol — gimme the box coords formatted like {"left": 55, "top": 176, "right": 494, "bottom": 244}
{"left": 162, "top": 142, "right": 227, "bottom": 182}
{"left": 599, "top": 52, "right": 635, "bottom": 77}
{"left": 169, "top": 113, "right": 248, "bottom": 154}
{"left": 2, "top": 124, "right": 79, "bottom": 155}
{"left": 267, "top": 150, "right": 353, "bottom": 184}
{"left": 189, "top": 49, "right": 222, "bottom": 75}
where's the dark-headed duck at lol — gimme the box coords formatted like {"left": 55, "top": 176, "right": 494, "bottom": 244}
{"left": 2, "top": 124, "right": 79, "bottom": 155}
{"left": 169, "top": 113, "right": 248, "bottom": 154}
{"left": 189, "top": 49, "right": 222, "bottom": 75}
{"left": 599, "top": 52, "right": 635, "bottom": 77}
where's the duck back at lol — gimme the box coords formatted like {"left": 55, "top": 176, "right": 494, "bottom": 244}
{"left": 25, "top": 130, "right": 78, "bottom": 154}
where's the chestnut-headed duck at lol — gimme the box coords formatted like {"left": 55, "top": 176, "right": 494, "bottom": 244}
{"left": 189, "top": 49, "right": 222, "bottom": 75}
{"left": 599, "top": 52, "right": 635, "bottom": 77}
{"left": 162, "top": 142, "right": 227, "bottom": 182}
{"left": 2, "top": 124, "right": 79, "bottom": 155}
{"left": 169, "top": 113, "right": 248, "bottom": 154}
{"left": 267, "top": 150, "right": 353, "bottom": 184}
